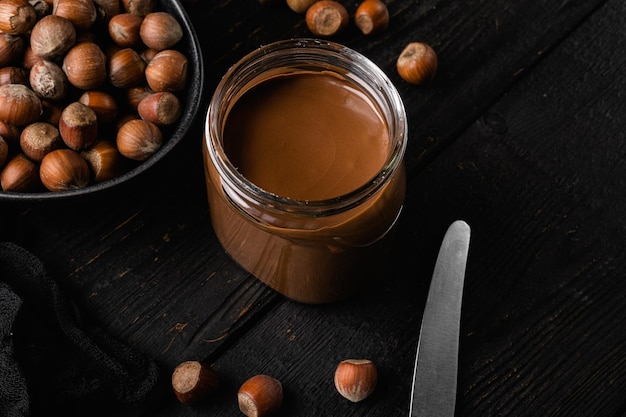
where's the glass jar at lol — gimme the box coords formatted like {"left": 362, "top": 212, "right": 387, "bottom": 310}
{"left": 203, "top": 39, "right": 407, "bottom": 303}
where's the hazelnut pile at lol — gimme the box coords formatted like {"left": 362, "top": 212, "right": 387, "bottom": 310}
{"left": 261, "top": 0, "right": 439, "bottom": 86}
{"left": 0, "top": 0, "right": 189, "bottom": 193}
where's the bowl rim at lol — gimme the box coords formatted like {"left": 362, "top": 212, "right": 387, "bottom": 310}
{"left": 0, "top": 0, "right": 205, "bottom": 203}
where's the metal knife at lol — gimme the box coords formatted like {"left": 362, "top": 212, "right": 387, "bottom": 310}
{"left": 409, "top": 220, "right": 471, "bottom": 417}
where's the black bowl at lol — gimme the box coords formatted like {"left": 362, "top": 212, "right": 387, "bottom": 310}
{"left": 0, "top": 0, "right": 204, "bottom": 204}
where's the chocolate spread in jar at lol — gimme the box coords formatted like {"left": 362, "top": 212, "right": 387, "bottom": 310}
{"left": 203, "top": 71, "right": 406, "bottom": 303}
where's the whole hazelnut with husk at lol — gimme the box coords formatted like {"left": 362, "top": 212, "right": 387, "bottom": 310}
{"left": 29, "top": 60, "right": 69, "bottom": 101}
{"left": 0, "top": 84, "right": 42, "bottom": 126}
{"left": 286, "top": 0, "right": 318, "bottom": 13}
{"left": 1, "top": 153, "right": 40, "bottom": 192}
{"left": 52, "top": 0, "right": 97, "bottom": 30}
{"left": 145, "top": 49, "right": 188, "bottom": 92}
{"left": 305, "top": 1, "right": 349, "bottom": 37}
{"left": 139, "top": 12, "right": 183, "bottom": 51}
{"left": 81, "top": 139, "right": 125, "bottom": 182}
{"left": 171, "top": 360, "right": 219, "bottom": 405}
{"left": 396, "top": 42, "right": 438, "bottom": 85}
{"left": 137, "top": 91, "right": 181, "bottom": 126}
{"left": 116, "top": 118, "right": 162, "bottom": 161}
{"left": 0, "top": 66, "right": 28, "bottom": 86}
{"left": 20, "top": 121, "right": 62, "bottom": 161}
{"left": 40, "top": 148, "right": 90, "bottom": 191}
{"left": 355, "top": 0, "right": 389, "bottom": 35}
{"left": 334, "top": 359, "right": 378, "bottom": 402}
{"left": 58, "top": 101, "right": 98, "bottom": 151}
{"left": 0, "top": 33, "right": 24, "bottom": 67}
{"left": 238, "top": 374, "right": 283, "bottom": 417}
{"left": 108, "top": 47, "right": 146, "bottom": 88}
{"left": 62, "top": 42, "right": 108, "bottom": 90}
{"left": 0, "top": 0, "right": 37, "bottom": 35}
{"left": 29, "top": 15, "right": 77, "bottom": 61}
{"left": 78, "top": 90, "right": 118, "bottom": 125}
{"left": 108, "top": 12, "right": 144, "bottom": 48}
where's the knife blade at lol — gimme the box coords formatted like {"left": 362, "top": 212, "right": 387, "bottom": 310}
{"left": 409, "top": 220, "right": 470, "bottom": 417}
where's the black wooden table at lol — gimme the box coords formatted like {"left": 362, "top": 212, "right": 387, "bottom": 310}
{"left": 2, "top": 0, "right": 626, "bottom": 416}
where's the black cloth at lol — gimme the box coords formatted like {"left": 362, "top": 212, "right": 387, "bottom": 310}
{"left": 0, "top": 242, "right": 160, "bottom": 417}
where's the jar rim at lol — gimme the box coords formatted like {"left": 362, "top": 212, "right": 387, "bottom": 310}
{"left": 205, "top": 38, "right": 407, "bottom": 216}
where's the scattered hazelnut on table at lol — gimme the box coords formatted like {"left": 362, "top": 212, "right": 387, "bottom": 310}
{"left": 238, "top": 374, "right": 283, "bottom": 417}
{"left": 171, "top": 360, "right": 220, "bottom": 405}
{"left": 334, "top": 358, "right": 378, "bottom": 402}
{"left": 396, "top": 41, "right": 438, "bottom": 85}
{"left": 305, "top": 0, "right": 349, "bottom": 37}
{"left": 354, "top": 0, "right": 389, "bottom": 35}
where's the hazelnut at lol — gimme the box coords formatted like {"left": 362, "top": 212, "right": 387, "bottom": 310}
{"left": 58, "top": 101, "right": 98, "bottom": 150}
{"left": 0, "top": 153, "right": 40, "bottom": 192}
{"left": 137, "top": 91, "right": 181, "bottom": 126}
{"left": 108, "top": 47, "right": 146, "bottom": 88}
{"left": 20, "top": 121, "right": 62, "bottom": 161}
{"left": 62, "top": 42, "right": 108, "bottom": 90}
{"left": 139, "top": 12, "right": 183, "bottom": 52}
{"left": 122, "top": 0, "right": 154, "bottom": 16}
{"left": 396, "top": 42, "right": 438, "bottom": 85}
{"left": 286, "top": 0, "right": 318, "bottom": 13}
{"left": 125, "top": 85, "right": 153, "bottom": 111}
{"left": 93, "top": 0, "right": 122, "bottom": 21}
{"left": 139, "top": 47, "right": 157, "bottom": 64}
{"left": 116, "top": 118, "right": 162, "bottom": 161}
{"left": 237, "top": 374, "right": 283, "bottom": 417}
{"left": 29, "top": 14, "right": 77, "bottom": 61}
{"left": 0, "top": 120, "right": 21, "bottom": 145}
{"left": 28, "top": 0, "right": 51, "bottom": 18}
{"left": 0, "top": 84, "right": 43, "bottom": 127}
{"left": 145, "top": 49, "right": 188, "bottom": 92}
{"left": 81, "top": 139, "right": 124, "bottom": 182}
{"left": 21, "top": 45, "right": 42, "bottom": 70}
{"left": 171, "top": 360, "right": 219, "bottom": 405}
{"left": 29, "top": 59, "right": 69, "bottom": 101}
{"left": 0, "top": 136, "right": 8, "bottom": 169}
{"left": 40, "top": 148, "right": 90, "bottom": 191}
{"left": 108, "top": 12, "right": 144, "bottom": 48}
{"left": 78, "top": 90, "right": 118, "bottom": 125}
{"left": 52, "top": 0, "right": 97, "bottom": 30}
{"left": 0, "top": 33, "right": 24, "bottom": 67}
{"left": 355, "top": 0, "right": 389, "bottom": 35}
{"left": 0, "top": 66, "right": 28, "bottom": 86}
{"left": 305, "top": 1, "right": 349, "bottom": 37}
{"left": 0, "top": 0, "right": 37, "bottom": 35}
{"left": 333, "top": 359, "right": 378, "bottom": 402}
{"left": 40, "top": 99, "right": 64, "bottom": 126}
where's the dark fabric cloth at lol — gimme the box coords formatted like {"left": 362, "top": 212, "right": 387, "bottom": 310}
{"left": 0, "top": 242, "right": 160, "bottom": 417}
